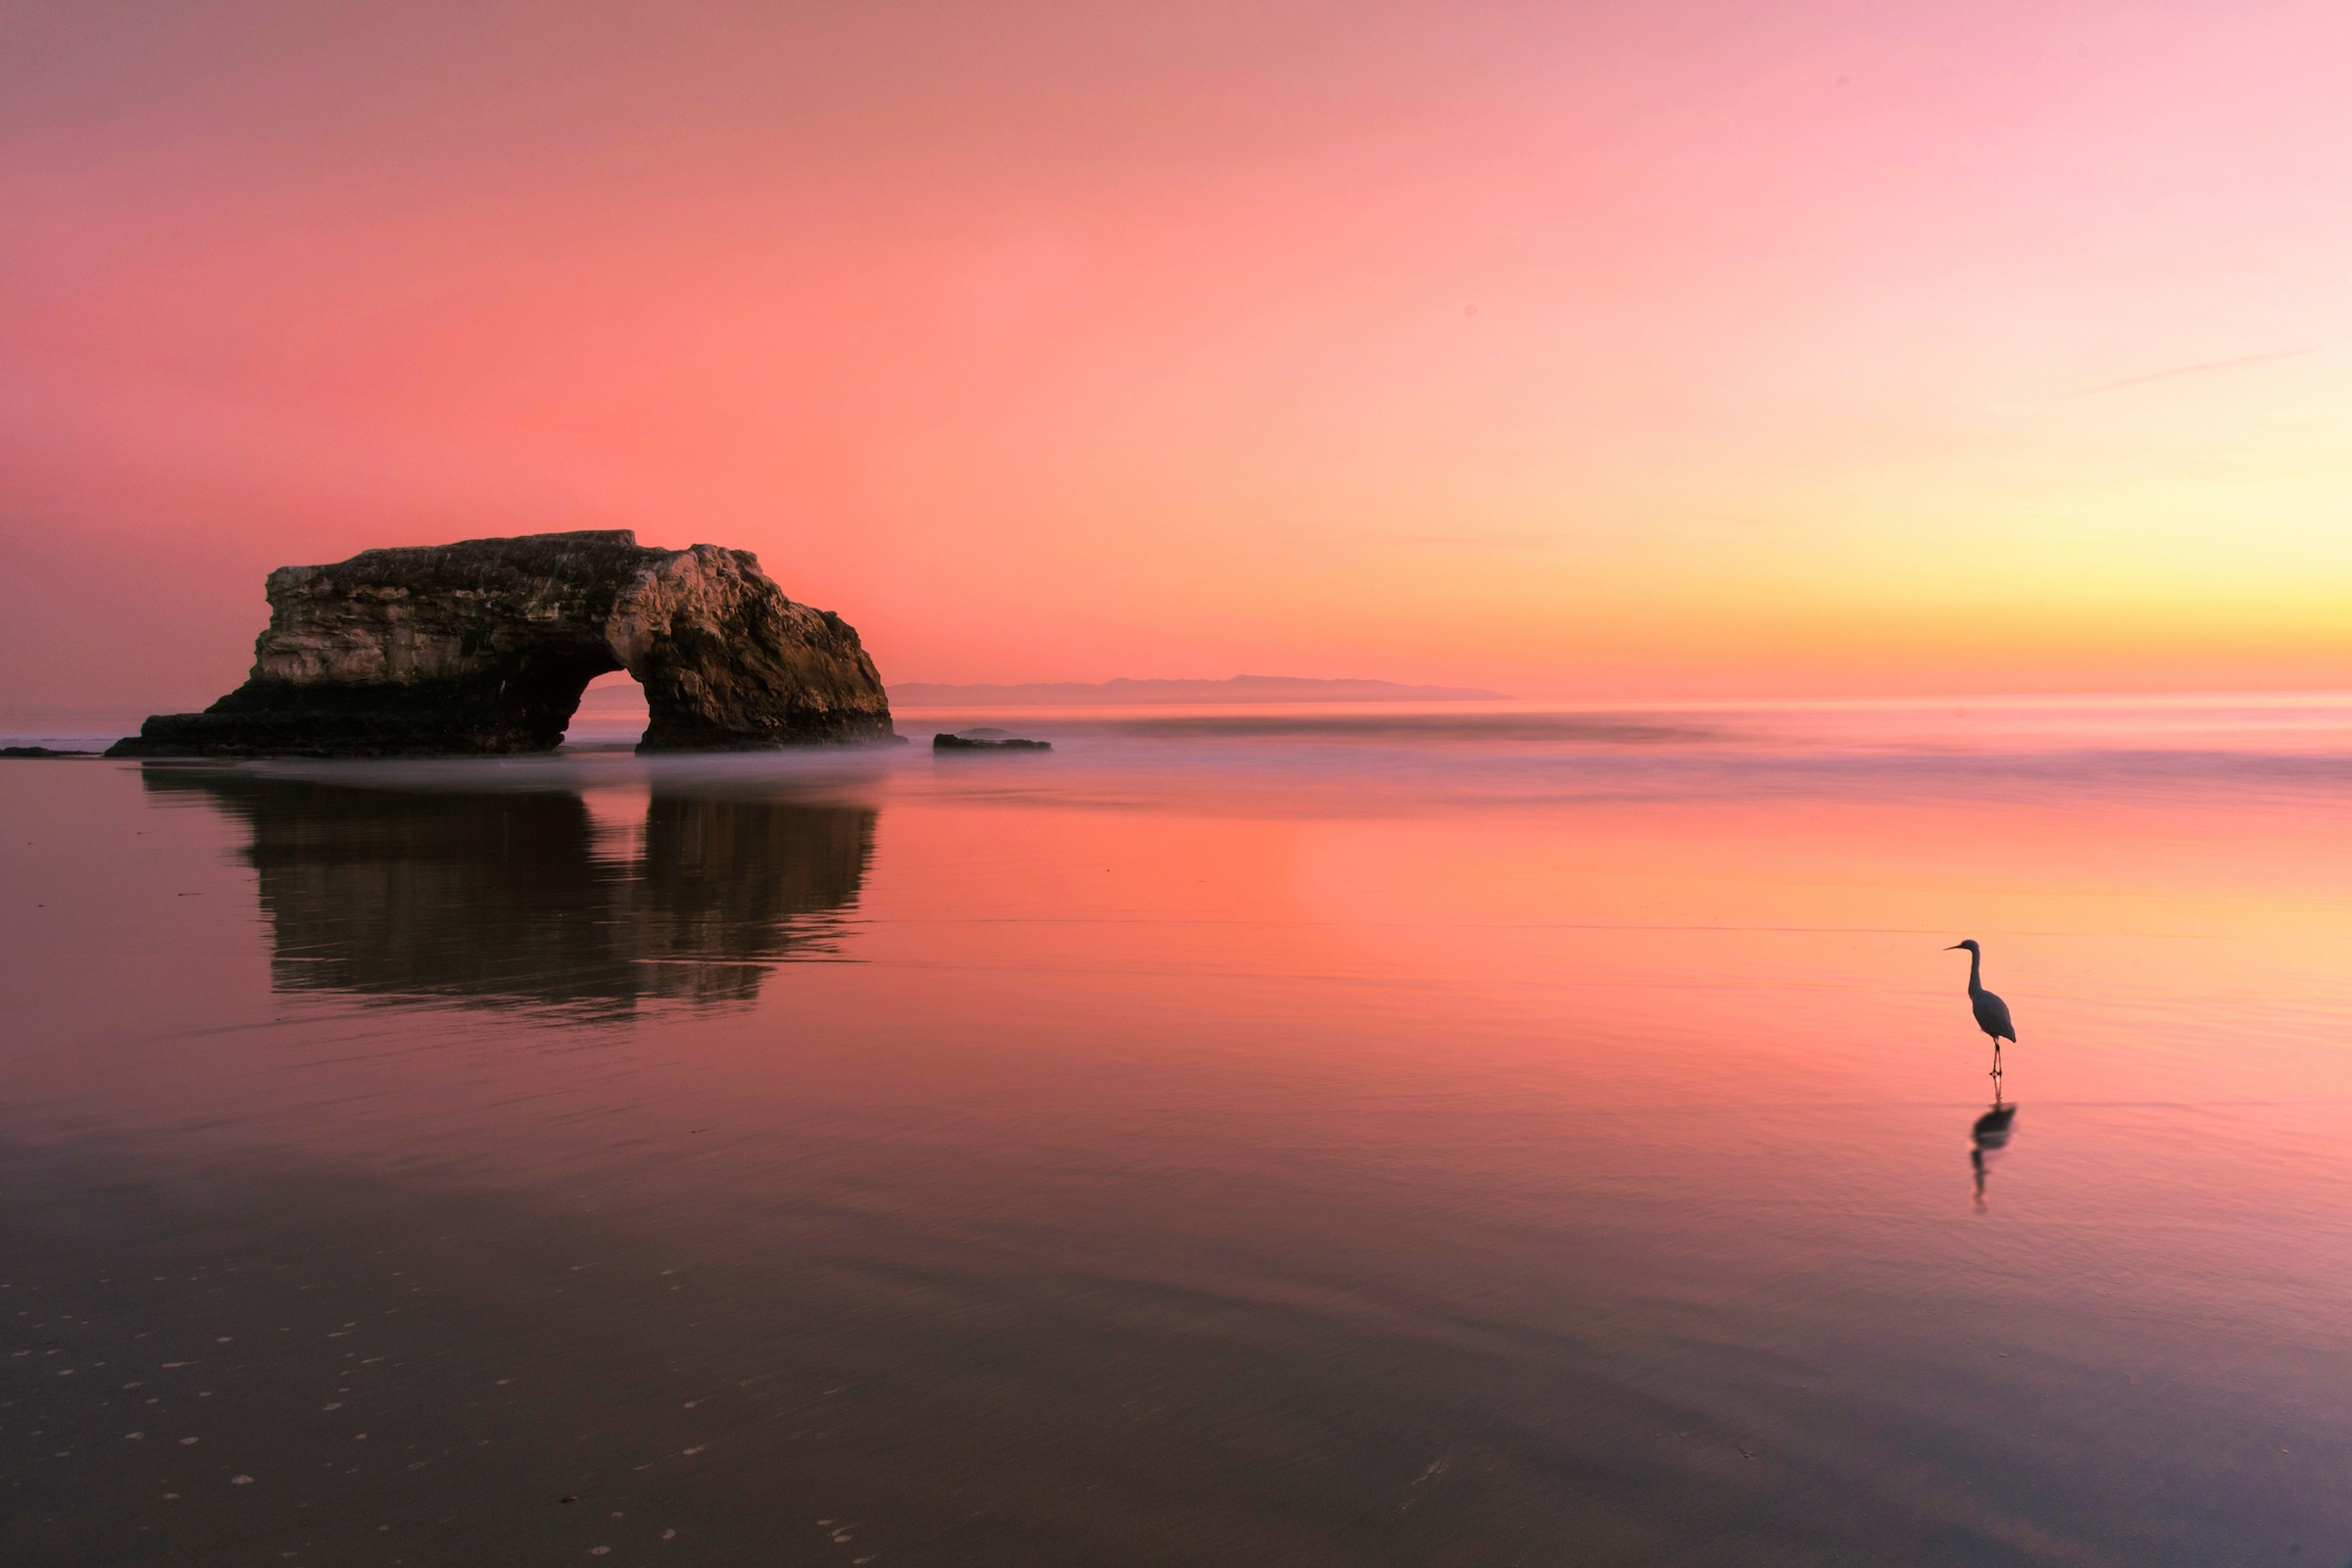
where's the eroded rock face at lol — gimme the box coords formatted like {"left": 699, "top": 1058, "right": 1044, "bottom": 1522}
{"left": 109, "top": 531, "right": 894, "bottom": 757}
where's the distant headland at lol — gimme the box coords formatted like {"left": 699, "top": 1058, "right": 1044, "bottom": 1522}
{"left": 108, "top": 531, "right": 893, "bottom": 759}
{"left": 892, "top": 676, "right": 1511, "bottom": 706}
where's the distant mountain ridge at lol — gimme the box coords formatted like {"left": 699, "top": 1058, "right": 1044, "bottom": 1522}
{"left": 889, "top": 675, "right": 1511, "bottom": 706}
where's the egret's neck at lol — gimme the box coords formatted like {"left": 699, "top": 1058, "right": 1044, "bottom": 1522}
{"left": 1966, "top": 948, "right": 1983, "bottom": 994}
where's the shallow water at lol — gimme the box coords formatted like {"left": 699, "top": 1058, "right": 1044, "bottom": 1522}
{"left": 3, "top": 697, "right": 2350, "bottom": 1565}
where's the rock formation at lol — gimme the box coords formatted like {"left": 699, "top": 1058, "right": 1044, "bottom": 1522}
{"left": 109, "top": 530, "right": 895, "bottom": 756}
{"left": 933, "top": 733, "right": 1052, "bottom": 751}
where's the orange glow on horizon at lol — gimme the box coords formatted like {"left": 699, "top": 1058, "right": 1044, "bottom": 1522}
{"left": 2, "top": 2, "right": 2348, "bottom": 710}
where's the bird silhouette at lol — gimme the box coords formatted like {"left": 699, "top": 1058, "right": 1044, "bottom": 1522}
{"left": 1945, "top": 939, "right": 2016, "bottom": 1079}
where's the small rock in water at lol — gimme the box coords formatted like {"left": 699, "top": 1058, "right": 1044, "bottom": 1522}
{"left": 933, "top": 732, "right": 1051, "bottom": 752}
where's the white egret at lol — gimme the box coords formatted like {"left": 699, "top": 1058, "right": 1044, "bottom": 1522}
{"left": 1945, "top": 939, "right": 2016, "bottom": 1076}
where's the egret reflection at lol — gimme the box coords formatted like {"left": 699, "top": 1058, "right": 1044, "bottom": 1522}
{"left": 141, "top": 769, "right": 875, "bottom": 1016}
{"left": 1970, "top": 1096, "right": 2019, "bottom": 1211}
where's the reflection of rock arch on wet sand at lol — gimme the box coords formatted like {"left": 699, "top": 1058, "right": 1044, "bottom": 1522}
{"left": 145, "top": 770, "right": 876, "bottom": 1016}
{"left": 110, "top": 530, "right": 895, "bottom": 757}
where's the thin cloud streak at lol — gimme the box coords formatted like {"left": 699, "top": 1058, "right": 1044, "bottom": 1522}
{"left": 2070, "top": 347, "right": 2319, "bottom": 396}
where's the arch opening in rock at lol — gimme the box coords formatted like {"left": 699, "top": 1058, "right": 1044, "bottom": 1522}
{"left": 567, "top": 669, "right": 653, "bottom": 748}
{"left": 108, "top": 530, "right": 895, "bottom": 758}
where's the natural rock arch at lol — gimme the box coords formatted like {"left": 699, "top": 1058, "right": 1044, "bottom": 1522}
{"left": 109, "top": 531, "right": 895, "bottom": 756}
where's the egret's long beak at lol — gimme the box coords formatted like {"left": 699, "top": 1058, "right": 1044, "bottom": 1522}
{"left": 1944, "top": 943, "right": 1965, "bottom": 950}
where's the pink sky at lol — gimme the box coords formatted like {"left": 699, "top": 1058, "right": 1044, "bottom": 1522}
{"left": 3, "top": 0, "right": 2347, "bottom": 709}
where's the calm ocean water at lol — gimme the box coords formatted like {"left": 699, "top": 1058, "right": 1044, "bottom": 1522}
{"left": 3, "top": 696, "right": 2349, "bottom": 1565}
